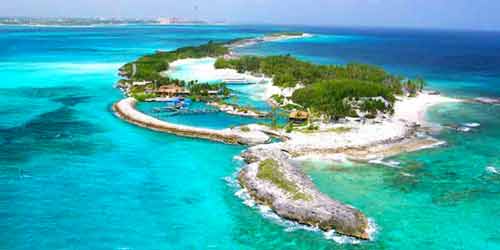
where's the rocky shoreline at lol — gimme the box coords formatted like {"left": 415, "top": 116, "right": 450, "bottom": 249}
{"left": 235, "top": 120, "right": 444, "bottom": 240}
{"left": 111, "top": 32, "right": 462, "bottom": 241}
{"left": 238, "top": 146, "right": 371, "bottom": 239}
{"left": 112, "top": 93, "right": 459, "bottom": 240}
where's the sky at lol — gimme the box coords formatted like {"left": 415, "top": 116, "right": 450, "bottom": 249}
{"left": 2, "top": 0, "right": 500, "bottom": 30}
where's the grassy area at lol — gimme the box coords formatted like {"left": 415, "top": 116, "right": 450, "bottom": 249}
{"left": 257, "top": 159, "right": 310, "bottom": 201}
{"left": 131, "top": 92, "right": 156, "bottom": 102}
{"left": 215, "top": 54, "right": 426, "bottom": 119}
{"left": 295, "top": 125, "right": 352, "bottom": 134}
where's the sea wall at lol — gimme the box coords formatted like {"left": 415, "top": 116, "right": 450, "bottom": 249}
{"left": 112, "top": 98, "right": 270, "bottom": 145}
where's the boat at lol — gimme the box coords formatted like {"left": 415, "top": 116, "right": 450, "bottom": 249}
{"left": 463, "top": 122, "right": 480, "bottom": 128}
{"left": 222, "top": 78, "right": 250, "bottom": 85}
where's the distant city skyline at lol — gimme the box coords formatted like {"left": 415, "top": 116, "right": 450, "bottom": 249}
{"left": 2, "top": 0, "right": 500, "bottom": 31}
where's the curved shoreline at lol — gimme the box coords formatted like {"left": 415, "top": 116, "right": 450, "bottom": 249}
{"left": 112, "top": 97, "right": 270, "bottom": 145}
{"left": 113, "top": 93, "right": 461, "bottom": 240}
{"left": 112, "top": 33, "right": 464, "bottom": 241}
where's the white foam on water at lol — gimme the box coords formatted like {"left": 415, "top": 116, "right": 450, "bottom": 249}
{"left": 229, "top": 161, "right": 376, "bottom": 245}
{"left": 323, "top": 230, "right": 361, "bottom": 244}
{"left": 486, "top": 166, "right": 499, "bottom": 174}
{"left": 401, "top": 172, "right": 415, "bottom": 177}
{"left": 369, "top": 158, "right": 401, "bottom": 168}
{"left": 295, "top": 153, "right": 351, "bottom": 164}
{"left": 463, "top": 122, "right": 480, "bottom": 128}
{"left": 416, "top": 140, "right": 447, "bottom": 151}
{"left": 323, "top": 219, "right": 377, "bottom": 244}
{"left": 235, "top": 188, "right": 256, "bottom": 207}
{"left": 457, "top": 127, "right": 472, "bottom": 132}
{"left": 232, "top": 181, "right": 376, "bottom": 245}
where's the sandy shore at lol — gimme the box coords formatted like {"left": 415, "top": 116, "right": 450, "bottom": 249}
{"left": 112, "top": 81, "right": 460, "bottom": 241}
{"left": 112, "top": 32, "right": 465, "bottom": 240}
{"left": 255, "top": 92, "right": 462, "bottom": 162}
{"left": 165, "top": 57, "right": 276, "bottom": 102}
{"left": 235, "top": 92, "right": 460, "bottom": 239}
{"left": 113, "top": 97, "right": 270, "bottom": 145}
{"left": 228, "top": 33, "right": 313, "bottom": 48}
{"left": 393, "top": 92, "right": 461, "bottom": 125}
{"left": 166, "top": 57, "right": 271, "bottom": 84}
{"left": 165, "top": 56, "right": 461, "bottom": 160}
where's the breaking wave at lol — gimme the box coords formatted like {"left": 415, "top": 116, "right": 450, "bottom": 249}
{"left": 486, "top": 166, "right": 499, "bottom": 175}
{"left": 227, "top": 170, "right": 377, "bottom": 244}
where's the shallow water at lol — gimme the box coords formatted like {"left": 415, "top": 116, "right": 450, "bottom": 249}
{"left": 136, "top": 101, "right": 265, "bottom": 130}
{"left": 1, "top": 25, "right": 500, "bottom": 250}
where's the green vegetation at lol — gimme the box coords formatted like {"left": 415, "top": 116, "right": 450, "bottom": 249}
{"left": 240, "top": 126, "right": 251, "bottom": 132}
{"left": 188, "top": 83, "right": 230, "bottom": 100}
{"left": 271, "top": 94, "right": 285, "bottom": 105}
{"left": 296, "top": 124, "right": 319, "bottom": 133}
{"left": 132, "top": 92, "right": 156, "bottom": 102}
{"left": 121, "top": 41, "right": 229, "bottom": 82}
{"left": 118, "top": 41, "right": 232, "bottom": 101}
{"left": 257, "top": 159, "right": 310, "bottom": 201}
{"left": 285, "top": 123, "right": 294, "bottom": 133}
{"left": 119, "top": 34, "right": 425, "bottom": 120}
{"left": 215, "top": 55, "right": 414, "bottom": 89}
{"left": 292, "top": 79, "right": 395, "bottom": 119}
{"left": 215, "top": 54, "right": 425, "bottom": 119}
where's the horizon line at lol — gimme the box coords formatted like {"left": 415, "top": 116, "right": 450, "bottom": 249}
{"left": 1, "top": 15, "right": 499, "bottom": 33}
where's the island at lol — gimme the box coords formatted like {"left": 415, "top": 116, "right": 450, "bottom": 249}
{"left": 112, "top": 32, "right": 459, "bottom": 240}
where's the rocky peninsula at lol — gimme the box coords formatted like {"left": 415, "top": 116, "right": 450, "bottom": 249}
{"left": 112, "top": 33, "right": 461, "bottom": 240}
{"left": 239, "top": 146, "right": 370, "bottom": 239}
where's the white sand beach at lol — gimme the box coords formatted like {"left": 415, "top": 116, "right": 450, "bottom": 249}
{"left": 393, "top": 92, "right": 461, "bottom": 125}
{"left": 156, "top": 57, "right": 462, "bottom": 161}
{"left": 270, "top": 92, "right": 461, "bottom": 160}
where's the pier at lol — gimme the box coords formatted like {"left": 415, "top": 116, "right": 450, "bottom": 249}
{"left": 113, "top": 97, "right": 270, "bottom": 145}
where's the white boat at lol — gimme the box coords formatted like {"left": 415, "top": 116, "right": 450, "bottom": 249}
{"left": 222, "top": 78, "right": 250, "bottom": 84}
{"left": 463, "top": 122, "right": 480, "bottom": 128}
{"left": 457, "top": 127, "right": 471, "bottom": 132}
{"left": 486, "top": 166, "right": 499, "bottom": 174}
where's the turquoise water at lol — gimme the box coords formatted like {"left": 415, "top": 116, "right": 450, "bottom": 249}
{"left": 136, "top": 102, "right": 264, "bottom": 129}
{"left": 1, "top": 25, "right": 500, "bottom": 249}
{"left": 166, "top": 57, "right": 274, "bottom": 111}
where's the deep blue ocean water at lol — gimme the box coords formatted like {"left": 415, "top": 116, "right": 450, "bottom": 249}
{"left": 1, "top": 25, "right": 499, "bottom": 250}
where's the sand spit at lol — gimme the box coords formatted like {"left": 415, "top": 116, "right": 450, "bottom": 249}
{"left": 113, "top": 97, "right": 270, "bottom": 145}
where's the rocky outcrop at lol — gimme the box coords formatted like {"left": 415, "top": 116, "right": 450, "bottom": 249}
{"left": 113, "top": 98, "right": 270, "bottom": 145}
{"left": 238, "top": 146, "right": 370, "bottom": 240}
